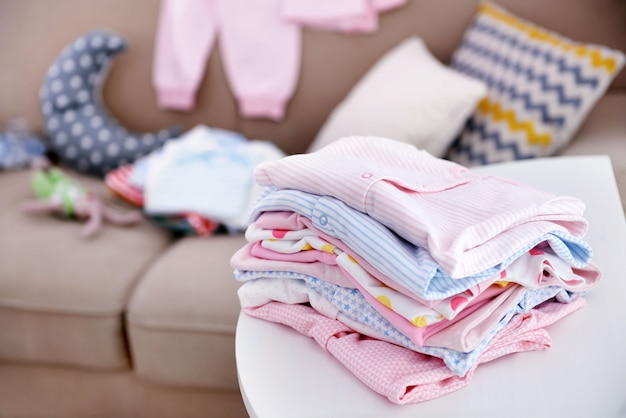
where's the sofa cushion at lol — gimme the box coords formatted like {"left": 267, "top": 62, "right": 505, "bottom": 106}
{"left": 40, "top": 30, "right": 180, "bottom": 177}
{"left": 127, "top": 235, "right": 246, "bottom": 389}
{"left": 446, "top": 2, "right": 625, "bottom": 166}
{"left": 0, "top": 168, "right": 172, "bottom": 369}
{"left": 307, "top": 36, "right": 487, "bottom": 158}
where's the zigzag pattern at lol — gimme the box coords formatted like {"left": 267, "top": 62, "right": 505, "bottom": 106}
{"left": 468, "top": 20, "right": 601, "bottom": 88}
{"left": 476, "top": 99, "right": 551, "bottom": 147}
{"left": 451, "top": 47, "right": 584, "bottom": 110}
{"left": 451, "top": 60, "right": 568, "bottom": 126}
{"left": 478, "top": 3, "right": 621, "bottom": 74}
{"left": 586, "top": 50, "right": 620, "bottom": 73}
{"left": 449, "top": 118, "right": 537, "bottom": 164}
{"left": 447, "top": 4, "right": 624, "bottom": 166}
{"left": 455, "top": 35, "right": 598, "bottom": 94}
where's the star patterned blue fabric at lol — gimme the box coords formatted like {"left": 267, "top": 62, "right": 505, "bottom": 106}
{"left": 234, "top": 269, "right": 579, "bottom": 377}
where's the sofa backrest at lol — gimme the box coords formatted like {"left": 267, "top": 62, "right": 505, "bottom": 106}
{"left": 1, "top": 0, "right": 624, "bottom": 155}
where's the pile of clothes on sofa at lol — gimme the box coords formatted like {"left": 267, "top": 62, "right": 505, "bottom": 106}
{"left": 105, "top": 125, "right": 284, "bottom": 236}
{"left": 231, "top": 135, "right": 600, "bottom": 404}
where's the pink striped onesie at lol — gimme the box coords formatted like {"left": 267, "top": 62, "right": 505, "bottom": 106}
{"left": 253, "top": 136, "right": 589, "bottom": 278}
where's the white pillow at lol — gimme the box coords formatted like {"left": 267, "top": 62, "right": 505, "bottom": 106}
{"left": 307, "top": 36, "right": 487, "bottom": 157}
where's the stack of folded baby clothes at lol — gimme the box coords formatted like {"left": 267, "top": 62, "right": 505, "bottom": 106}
{"left": 231, "top": 136, "right": 600, "bottom": 403}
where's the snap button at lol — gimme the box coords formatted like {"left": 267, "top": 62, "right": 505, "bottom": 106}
{"left": 361, "top": 172, "right": 373, "bottom": 179}
{"left": 319, "top": 215, "right": 328, "bottom": 226}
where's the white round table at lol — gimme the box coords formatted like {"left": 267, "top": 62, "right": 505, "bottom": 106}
{"left": 236, "top": 156, "right": 626, "bottom": 417}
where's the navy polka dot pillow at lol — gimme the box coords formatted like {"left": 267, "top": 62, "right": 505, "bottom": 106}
{"left": 39, "top": 30, "right": 179, "bottom": 177}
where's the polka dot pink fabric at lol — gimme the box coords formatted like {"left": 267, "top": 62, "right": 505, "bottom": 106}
{"left": 244, "top": 296, "right": 585, "bottom": 404}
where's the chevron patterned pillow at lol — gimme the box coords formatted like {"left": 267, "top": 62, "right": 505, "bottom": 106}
{"left": 446, "top": 2, "right": 625, "bottom": 166}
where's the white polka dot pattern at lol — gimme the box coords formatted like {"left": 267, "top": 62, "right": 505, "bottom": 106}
{"left": 244, "top": 296, "right": 585, "bottom": 404}
{"left": 40, "top": 30, "right": 179, "bottom": 177}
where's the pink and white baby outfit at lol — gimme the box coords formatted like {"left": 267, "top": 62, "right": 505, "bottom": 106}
{"left": 240, "top": 209, "right": 599, "bottom": 345}
{"left": 253, "top": 136, "right": 589, "bottom": 278}
{"left": 232, "top": 135, "right": 600, "bottom": 402}
{"left": 153, "top": 0, "right": 406, "bottom": 120}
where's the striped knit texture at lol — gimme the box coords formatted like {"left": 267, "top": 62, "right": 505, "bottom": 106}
{"left": 447, "top": 2, "right": 625, "bottom": 166}
{"left": 253, "top": 136, "right": 590, "bottom": 280}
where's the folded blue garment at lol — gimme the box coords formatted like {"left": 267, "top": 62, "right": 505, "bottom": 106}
{"left": 249, "top": 188, "right": 593, "bottom": 300}
{"left": 234, "top": 269, "right": 579, "bottom": 377}
{"left": 0, "top": 130, "right": 47, "bottom": 170}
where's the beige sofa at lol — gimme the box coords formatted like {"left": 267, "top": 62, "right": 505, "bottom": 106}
{"left": 0, "top": 1, "right": 624, "bottom": 417}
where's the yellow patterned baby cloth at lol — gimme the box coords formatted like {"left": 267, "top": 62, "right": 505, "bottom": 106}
{"left": 447, "top": 2, "right": 625, "bottom": 165}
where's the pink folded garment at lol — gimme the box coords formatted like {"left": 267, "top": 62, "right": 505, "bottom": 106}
{"left": 244, "top": 296, "right": 585, "bottom": 404}
{"left": 245, "top": 211, "right": 597, "bottom": 349}
{"left": 253, "top": 136, "right": 589, "bottom": 278}
{"left": 281, "top": 0, "right": 406, "bottom": 33}
{"left": 230, "top": 241, "right": 355, "bottom": 289}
